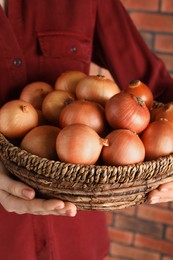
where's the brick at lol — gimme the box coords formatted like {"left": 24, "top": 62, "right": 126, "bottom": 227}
{"left": 104, "top": 256, "right": 129, "bottom": 260}
{"left": 121, "top": 0, "right": 159, "bottom": 11}
{"left": 153, "top": 202, "right": 170, "bottom": 208}
{"left": 115, "top": 206, "right": 136, "bottom": 216}
{"left": 140, "top": 31, "right": 154, "bottom": 50}
{"left": 162, "top": 256, "right": 173, "bottom": 260}
{"left": 146, "top": 201, "right": 169, "bottom": 209}
{"left": 108, "top": 226, "right": 134, "bottom": 245}
{"left": 135, "top": 234, "right": 173, "bottom": 255}
{"left": 161, "top": 0, "right": 173, "bottom": 12}
{"left": 105, "top": 212, "right": 114, "bottom": 226}
{"left": 130, "top": 13, "right": 173, "bottom": 33}
{"left": 157, "top": 53, "right": 173, "bottom": 71}
{"left": 114, "top": 214, "right": 163, "bottom": 239}
{"left": 137, "top": 204, "right": 173, "bottom": 225}
{"left": 155, "top": 34, "right": 173, "bottom": 53}
{"left": 165, "top": 226, "right": 173, "bottom": 242}
{"left": 110, "top": 242, "right": 160, "bottom": 260}
{"left": 103, "top": 256, "right": 116, "bottom": 260}
{"left": 170, "top": 201, "right": 173, "bottom": 208}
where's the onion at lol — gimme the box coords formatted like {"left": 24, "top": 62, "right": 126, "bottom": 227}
{"left": 20, "top": 81, "right": 53, "bottom": 110}
{"left": 56, "top": 124, "right": 109, "bottom": 165}
{"left": 154, "top": 102, "right": 173, "bottom": 127}
{"left": 140, "top": 118, "right": 173, "bottom": 161}
{"left": 125, "top": 79, "right": 154, "bottom": 109}
{"left": 59, "top": 100, "right": 108, "bottom": 135}
{"left": 105, "top": 92, "right": 150, "bottom": 133}
{"left": 42, "top": 90, "right": 75, "bottom": 125}
{"left": 0, "top": 99, "right": 38, "bottom": 139}
{"left": 54, "top": 70, "right": 87, "bottom": 95}
{"left": 150, "top": 104, "right": 164, "bottom": 122}
{"left": 76, "top": 74, "right": 120, "bottom": 106}
{"left": 20, "top": 125, "right": 60, "bottom": 160}
{"left": 101, "top": 129, "right": 145, "bottom": 166}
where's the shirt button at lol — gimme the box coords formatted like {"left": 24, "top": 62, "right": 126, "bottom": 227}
{"left": 13, "top": 58, "right": 22, "bottom": 67}
{"left": 71, "top": 46, "right": 77, "bottom": 53}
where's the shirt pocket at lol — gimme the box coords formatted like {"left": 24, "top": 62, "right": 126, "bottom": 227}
{"left": 37, "top": 31, "right": 92, "bottom": 83}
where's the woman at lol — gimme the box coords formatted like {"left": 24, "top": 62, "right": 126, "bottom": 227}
{"left": 0, "top": 1, "right": 173, "bottom": 259}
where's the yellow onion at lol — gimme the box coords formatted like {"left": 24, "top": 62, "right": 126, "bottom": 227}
{"left": 0, "top": 99, "right": 38, "bottom": 139}
{"left": 101, "top": 129, "right": 145, "bottom": 166}
{"left": 56, "top": 124, "right": 109, "bottom": 165}
{"left": 20, "top": 125, "right": 60, "bottom": 160}
{"left": 76, "top": 74, "right": 120, "bottom": 106}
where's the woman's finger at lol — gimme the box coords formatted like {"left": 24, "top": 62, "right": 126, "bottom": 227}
{"left": 147, "top": 181, "right": 173, "bottom": 204}
{"left": 0, "top": 189, "right": 76, "bottom": 216}
{"left": 0, "top": 162, "right": 35, "bottom": 199}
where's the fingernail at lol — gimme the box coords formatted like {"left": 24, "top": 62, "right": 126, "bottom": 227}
{"left": 22, "top": 188, "right": 35, "bottom": 199}
{"left": 149, "top": 196, "right": 160, "bottom": 204}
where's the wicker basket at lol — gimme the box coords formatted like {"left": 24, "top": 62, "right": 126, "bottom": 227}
{"left": 0, "top": 128, "right": 173, "bottom": 211}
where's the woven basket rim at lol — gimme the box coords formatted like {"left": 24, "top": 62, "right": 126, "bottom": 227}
{"left": 1, "top": 131, "right": 173, "bottom": 167}
{"left": 0, "top": 131, "right": 173, "bottom": 178}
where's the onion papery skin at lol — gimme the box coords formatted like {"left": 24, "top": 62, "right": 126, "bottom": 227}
{"left": 20, "top": 81, "right": 53, "bottom": 110}
{"left": 20, "top": 125, "right": 60, "bottom": 160}
{"left": 154, "top": 102, "right": 173, "bottom": 127}
{"left": 75, "top": 74, "right": 120, "bottom": 106}
{"left": 125, "top": 79, "right": 154, "bottom": 109}
{"left": 54, "top": 70, "right": 87, "bottom": 95}
{"left": 0, "top": 99, "right": 38, "bottom": 139}
{"left": 56, "top": 124, "right": 109, "bottom": 165}
{"left": 42, "top": 90, "right": 75, "bottom": 126}
{"left": 140, "top": 119, "right": 173, "bottom": 161}
{"left": 150, "top": 105, "right": 164, "bottom": 122}
{"left": 59, "top": 100, "right": 108, "bottom": 135}
{"left": 105, "top": 92, "right": 150, "bottom": 133}
{"left": 101, "top": 129, "right": 145, "bottom": 166}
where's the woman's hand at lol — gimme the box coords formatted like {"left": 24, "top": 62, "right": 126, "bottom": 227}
{"left": 0, "top": 161, "right": 77, "bottom": 216}
{"left": 148, "top": 181, "right": 173, "bottom": 204}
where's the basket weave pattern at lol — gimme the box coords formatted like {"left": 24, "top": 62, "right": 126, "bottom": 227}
{"left": 0, "top": 132, "right": 173, "bottom": 210}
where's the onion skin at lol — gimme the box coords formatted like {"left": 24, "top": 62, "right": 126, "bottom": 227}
{"left": 140, "top": 119, "right": 173, "bottom": 161}
{"left": 20, "top": 125, "right": 60, "bottom": 160}
{"left": 56, "top": 124, "right": 109, "bottom": 165}
{"left": 105, "top": 92, "right": 150, "bottom": 133}
{"left": 55, "top": 70, "right": 87, "bottom": 95}
{"left": 0, "top": 99, "right": 38, "bottom": 139}
{"left": 20, "top": 81, "right": 53, "bottom": 110}
{"left": 59, "top": 100, "right": 108, "bottom": 135}
{"left": 101, "top": 129, "right": 145, "bottom": 166}
{"left": 150, "top": 104, "right": 164, "bottom": 122}
{"left": 125, "top": 79, "right": 154, "bottom": 109}
{"left": 154, "top": 102, "right": 173, "bottom": 127}
{"left": 42, "top": 90, "right": 75, "bottom": 125}
{"left": 76, "top": 74, "right": 120, "bottom": 106}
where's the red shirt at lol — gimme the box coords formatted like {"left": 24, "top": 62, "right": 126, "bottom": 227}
{"left": 0, "top": 1, "right": 172, "bottom": 260}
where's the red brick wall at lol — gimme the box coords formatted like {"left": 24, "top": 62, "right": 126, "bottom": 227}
{"left": 121, "top": 0, "right": 173, "bottom": 76}
{"left": 99, "top": 1, "right": 173, "bottom": 259}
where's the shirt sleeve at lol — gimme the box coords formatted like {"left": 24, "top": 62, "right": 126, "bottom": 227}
{"left": 92, "top": 0, "right": 173, "bottom": 103}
